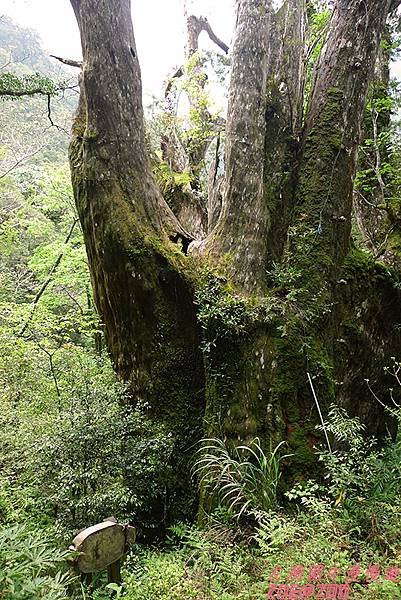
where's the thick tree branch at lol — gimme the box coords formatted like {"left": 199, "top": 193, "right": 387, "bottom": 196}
{"left": 193, "top": 0, "right": 272, "bottom": 292}
{"left": 0, "top": 73, "right": 79, "bottom": 99}
{"left": 165, "top": 14, "right": 228, "bottom": 96}
{"left": 199, "top": 18, "right": 229, "bottom": 54}
{"left": 186, "top": 14, "right": 229, "bottom": 56}
{"left": 0, "top": 87, "right": 50, "bottom": 97}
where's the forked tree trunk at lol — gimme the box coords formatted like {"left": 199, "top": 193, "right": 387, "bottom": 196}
{"left": 70, "top": 0, "right": 401, "bottom": 524}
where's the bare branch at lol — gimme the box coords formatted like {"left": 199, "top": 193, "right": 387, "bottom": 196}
{"left": 50, "top": 54, "right": 83, "bottom": 68}
{"left": 0, "top": 144, "right": 47, "bottom": 179}
{"left": 60, "top": 286, "right": 85, "bottom": 314}
{"left": 164, "top": 14, "right": 229, "bottom": 97}
{"left": 47, "top": 94, "right": 69, "bottom": 134}
{"left": 186, "top": 15, "right": 229, "bottom": 56}
{"left": 34, "top": 339, "right": 62, "bottom": 412}
{"left": 1, "top": 52, "right": 12, "bottom": 70}
{"left": 202, "top": 18, "right": 229, "bottom": 54}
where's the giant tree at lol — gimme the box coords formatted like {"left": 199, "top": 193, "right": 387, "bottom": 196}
{"left": 69, "top": 0, "right": 401, "bottom": 521}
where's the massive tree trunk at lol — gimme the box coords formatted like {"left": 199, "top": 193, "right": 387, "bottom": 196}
{"left": 69, "top": 0, "right": 205, "bottom": 525}
{"left": 69, "top": 0, "right": 401, "bottom": 524}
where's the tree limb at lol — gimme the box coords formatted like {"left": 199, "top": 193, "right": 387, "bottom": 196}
{"left": 0, "top": 78, "right": 79, "bottom": 99}
{"left": 51, "top": 55, "right": 83, "bottom": 68}
{"left": 34, "top": 340, "right": 62, "bottom": 412}
{"left": 0, "top": 144, "right": 47, "bottom": 179}
{"left": 1, "top": 53, "right": 12, "bottom": 70}
{"left": 165, "top": 14, "right": 229, "bottom": 96}
{"left": 47, "top": 93, "right": 69, "bottom": 134}
{"left": 186, "top": 15, "right": 229, "bottom": 56}
{"left": 201, "top": 18, "right": 229, "bottom": 54}
{"left": 0, "top": 87, "right": 50, "bottom": 97}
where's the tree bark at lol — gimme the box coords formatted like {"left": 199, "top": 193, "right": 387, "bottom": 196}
{"left": 293, "top": 0, "right": 394, "bottom": 287}
{"left": 287, "top": 0, "right": 400, "bottom": 438}
{"left": 194, "top": 0, "right": 273, "bottom": 292}
{"left": 69, "top": 0, "right": 400, "bottom": 525}
{"left": 69, "top": 0, "right": 205, "bottom": 524}
{"left": 264, "top": 0, "right": 307, "bottom": 264}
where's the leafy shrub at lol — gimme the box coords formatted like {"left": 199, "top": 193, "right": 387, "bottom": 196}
{"left": 31, "top": 398, "right": 174, "bottom": 535}
{"left": 287, "top": 404, "right": 401, "bottom": 551}
{"left": 116, "top": 525, "right": 257, "bottom": 600}
{"left": 0, "top": 346, "right": 174, "bottom": 537}
{"left": 0, "top": 524, "right": 73, "bottom": 599}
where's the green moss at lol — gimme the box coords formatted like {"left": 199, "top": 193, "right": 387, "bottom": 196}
{"left": 289, "top": 86, "right": 349, "bottom": 291}
{"left": 343, "top": 246, "right": 396, "bottom": 285}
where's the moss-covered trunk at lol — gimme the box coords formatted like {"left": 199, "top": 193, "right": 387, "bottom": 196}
{"left": 69, "top": 0, "right": 205, "bottom": 525}
{"left": 69, "top": 0, "right": 400, "bottom": 524}
{"left": 196, "top": 0, "right": 399, "bottom": 456}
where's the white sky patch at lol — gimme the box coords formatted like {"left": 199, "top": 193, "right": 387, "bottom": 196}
{"left": 2, "top": 1, "right": 399, "bottom": 106}
{"left": 0, "top": 0, "right": 235, "bottom": 99}
{"left": 271, "top": 0, "right": 284, "bottom": 11}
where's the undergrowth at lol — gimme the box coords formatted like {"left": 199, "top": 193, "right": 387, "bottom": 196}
{"left": 98, "top": 403, "right": 401, "bottom": 600}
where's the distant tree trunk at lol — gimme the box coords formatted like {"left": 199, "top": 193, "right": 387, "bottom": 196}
{"left": 160, "top": 8, "right": 228, "bottom": 240}
{"left": 69, "top": 0, "right": 401, "bottom": 525}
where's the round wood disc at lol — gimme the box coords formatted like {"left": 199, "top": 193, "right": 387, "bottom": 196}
{"left": 72, "top": 521, "right": 126, "bottom": 573}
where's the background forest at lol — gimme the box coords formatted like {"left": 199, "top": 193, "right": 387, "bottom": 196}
{"left": 2, "top": 3, "right": 401, "bottom": 599}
